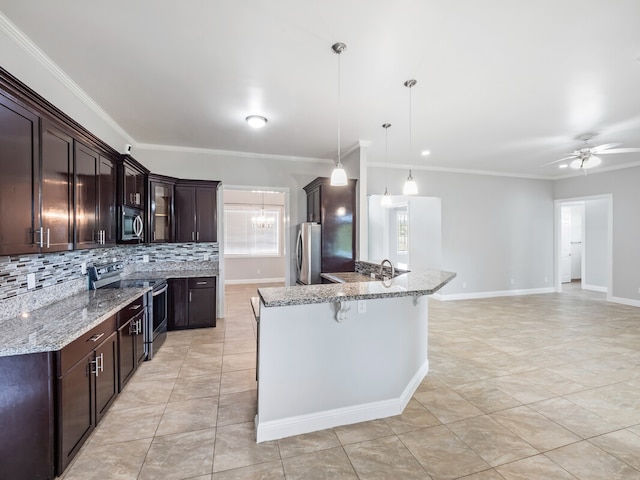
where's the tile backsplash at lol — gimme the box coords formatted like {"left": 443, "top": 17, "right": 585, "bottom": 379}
{"left": 0, "top": 243, "right": 219, "bottom": 301}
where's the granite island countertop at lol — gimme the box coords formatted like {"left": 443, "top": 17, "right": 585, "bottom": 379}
{"left": 320, "top": 272, "right": 378, "bottom": 283}
{"left": 259, "top": 269, "right": 456, "bottom": 307}
{"left": 122, "top": 265, "right": 219, "bottom": 282}
{"left": 0, "top": 287, "right": 149, "bottom": 357}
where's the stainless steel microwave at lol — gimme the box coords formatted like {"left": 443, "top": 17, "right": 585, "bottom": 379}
{"left": 121, "top": 205, "right": 144, "bottom": 241}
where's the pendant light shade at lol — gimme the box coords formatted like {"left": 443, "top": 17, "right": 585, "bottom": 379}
{"left": 403, "top": 170, "right": 418, "bottom": 195}
{"left": 403, "top": 79, "right": 418, "bottom": 195}
{"left": 381, "top": 123, "right": 392, "bottom": 207}
{"left": 330, "top": 42, "right": 348, "bottom": 186}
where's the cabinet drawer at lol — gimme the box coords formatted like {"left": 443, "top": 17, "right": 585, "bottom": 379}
{"left": 57, "top": 315, "right": 116, "bottom": 376}
{"left": 116, "top": 295, "right": 145, "bottom": 327}
{"left": 188, "top": 277, "right": 216, "bottom": 289}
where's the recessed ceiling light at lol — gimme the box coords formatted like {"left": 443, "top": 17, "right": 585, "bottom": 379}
{"left": 558, "top": 164, "right": 568, "bottom": 169}
{"left": 246, "top": 115, "right": 268, "bottom": 128}
{"left": 421, "top": 150, "right": 431, "bottom": 156}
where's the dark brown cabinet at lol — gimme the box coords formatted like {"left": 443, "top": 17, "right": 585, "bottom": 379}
{"left": 0, "top": 352, "right": 54, "bottom": 480}
{"left": 117, "top": 295, "right": 146, "bottom": 391}
{"left": 149, "top": 174, "right": 175, "bottom": 243}
{"left": 56, "top": 316, "right": 118, "bottom": 474}
{"left": 119, "top": 156, "right": 146, "bottom": 209}
{"left": 303, "top": 177, "right": 357, "bottom": 273}
{"left": 0, "top": 92, "right": 40, "bottom": 256}
{"left": 41, "top": 120, "right": 74, "bottom": 252}
{"left": 75, "top": 142, "right": 116, "bottom": 249}
{"left": 168, "top": 277, "right": 216, "bottom": 330}
{"left": 175, "top": 181, "right": 219, "bottom": 243}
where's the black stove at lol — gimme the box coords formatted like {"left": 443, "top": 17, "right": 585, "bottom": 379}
{"left": 89, "top": 262, "right": 168, "bottom": 359}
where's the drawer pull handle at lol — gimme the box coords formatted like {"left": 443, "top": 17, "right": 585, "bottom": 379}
{"left": 196, "top": 281, "right": 207, "bottom": 285}
{"left": 129, "top": 304, "right": 142, "bottom": 310}
{"left": 88, "top": 333, "right": 105, "bottom": 342}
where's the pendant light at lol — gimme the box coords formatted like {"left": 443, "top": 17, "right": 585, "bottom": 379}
{"left": 381, "top": 123, "right": 392, "bottom": 207}
{"left": 330, "top": 42, "right": 348, "bottom": 186}
{"left": 403, "top": 79, "right": 418, "bottom": 195}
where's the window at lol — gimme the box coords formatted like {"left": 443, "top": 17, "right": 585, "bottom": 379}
{"left": 224, "top": 205, "right": 281, "bottom": 256}
{"left": 397, "top": 211, "right": 408, "bottom": 253}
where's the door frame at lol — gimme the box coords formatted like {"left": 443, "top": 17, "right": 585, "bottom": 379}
{"left": 554, "top": 194, "right": 613, "bottom": 301}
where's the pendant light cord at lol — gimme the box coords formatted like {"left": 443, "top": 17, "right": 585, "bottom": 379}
{"left": 337, "top": 51, "right": 341, "bottom": 167}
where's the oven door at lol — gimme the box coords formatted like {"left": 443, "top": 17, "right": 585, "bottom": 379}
{"left": 149, "top": 282, "right": 168, "bottom": 358}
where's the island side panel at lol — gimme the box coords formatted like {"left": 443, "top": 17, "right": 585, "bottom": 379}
{"left": 256, "top": 295, "right": 429, "bottom": 442}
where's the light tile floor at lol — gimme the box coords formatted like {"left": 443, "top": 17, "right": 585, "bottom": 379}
{"left": 60, "top": 282, "right": 640, "bottom": 479}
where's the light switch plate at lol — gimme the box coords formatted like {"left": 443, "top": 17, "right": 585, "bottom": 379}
{"left": 143, "top": 255, "right": 149, "bottom": 263}
{"left": 81, "top": 262, "right": 87, "bottom": 275}
{"left": 27, "top": 273, "right": 36, "bottom": 290}
{"left": 357, "top": 300, "right": 366, "bottom": 314}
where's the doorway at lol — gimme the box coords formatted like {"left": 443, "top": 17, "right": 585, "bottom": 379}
{"left": 554, "top": 195, "right": 612, "bottom": 299}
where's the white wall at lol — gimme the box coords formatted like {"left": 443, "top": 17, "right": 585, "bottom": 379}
{"left": 369, "top": 167, "right": 555, "bottom": 296}
{"left": 555, "top": 166, "right": 640, "bottom": 303}
{"left": 584, "top": 199, "right": 609, "bottom": 290}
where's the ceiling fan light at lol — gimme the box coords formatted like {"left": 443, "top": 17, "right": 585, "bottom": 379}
{"left": 583, "top": 156, "right": 601, "bottom": 169}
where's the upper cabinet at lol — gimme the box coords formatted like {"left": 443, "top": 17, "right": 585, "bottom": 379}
{"left": 75, "top": 142, "right": 116, "bottom": 249}
{"left": 41, "top": 120, "right": 74, "bottom": 252}
{"left": 118, "top": 155, "right": 147, "bottom": 209}
{"left": 148, "top": 174, "right": 175, "bottom": 243}
{"left": 175, "top": 181, "right": 220, "bottom": 243}
{"left": 0, "top": 93, "right": 40, "bottom": 256}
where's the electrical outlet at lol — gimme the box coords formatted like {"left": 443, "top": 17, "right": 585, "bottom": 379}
{"left": 81, "top": 262, "right": 87, "bottom": 275}
{"left": 203, "top": 253, "right": 210, "bottom": 261}
{"left": 510, "top": 278, "right": 515, "bottom": 285}
{"left": 357, "top": 300, "right": 366, "bottom": 314}
{"left": 544, "top": 276, "right": 548, "bottom": 283}
{"left": 370, "top": 272, "right": 376, "bottom": 279}
{"left": 462, "top": 282, "right": 467, "bottom": 289}
{"left": 27, "top": 273, "right": 36, "bottom": 290}
{"left": 143, "top": 255, "right": 149, "bottom": 263}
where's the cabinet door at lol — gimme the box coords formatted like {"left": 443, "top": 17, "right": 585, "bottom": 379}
{"left": 320, "top": 181, "right": 357, "bottom": 272}
{"left": 195, "top": 187, "right": 217, "bottom": 242}
{"left": 99, "top": 155, "right": 116, "bottom": 245}
{"left": 123, "top": 163, "right": 145, "bottom": 208}
{"left": 94, "top": 331, "right": 118, "bottom": 424}
{"left": 57, "top": 354, "right": 93, "bottom": 473}
{"left": 117, "top": 318, "right": 135, "bottom": 392}
{"left": 188, "top": 287, "right": 216, "bottom": 328}
{"left": 41, "top": 120, "right": 73, "bottom": 252}
{"left": 168, "top": 278, "right": 189, "bottom": 329}
{"left": 74, "top": 142, "right": 99, "bottom": 249}
{"left": 175, "top": 185, "right": 196, "bottom": 242}
{"left": 0, "top": 93, "right": 40, "bottom": 256}
{"left": 150, "top": 181, "right": 173, "bottom": 242}
{"left": 307, "top": 189, "right": 321, "bottom": 223}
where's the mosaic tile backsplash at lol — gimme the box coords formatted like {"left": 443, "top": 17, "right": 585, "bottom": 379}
{"left": 0, "top": 242, "right": 219, "bottom": 301}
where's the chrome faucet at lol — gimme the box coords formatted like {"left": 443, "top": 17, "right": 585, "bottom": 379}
{"left": 379, "top": 259, "right": 395, "bottom": 280}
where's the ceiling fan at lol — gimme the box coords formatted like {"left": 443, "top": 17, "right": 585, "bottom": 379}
{"left": 544, "top": 134, "right": 640, "bottom": 170}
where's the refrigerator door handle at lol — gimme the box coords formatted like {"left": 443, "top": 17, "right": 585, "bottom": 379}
{"left": 295, "top": 228, "right": 303, "bottom": 275}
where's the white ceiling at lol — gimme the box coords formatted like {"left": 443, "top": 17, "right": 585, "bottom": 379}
{"left": 2, "top": 0, "right": 640, "bottom": 178}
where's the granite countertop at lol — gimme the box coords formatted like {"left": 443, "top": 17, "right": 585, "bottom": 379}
{"left": 0, "top": 287, "right": 149, "bottom": 357}
{"left": 259, "top": 269, "right": 456, "bottom": 307}
{"left": 122, "top": 265, "right": 219, "bottom": 282}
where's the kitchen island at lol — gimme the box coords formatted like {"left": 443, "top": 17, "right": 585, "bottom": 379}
{"left": 255, "top": 268, "right": 455, "bottom": 442}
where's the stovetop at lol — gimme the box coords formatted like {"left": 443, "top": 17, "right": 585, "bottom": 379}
{"left": 89, "top": 262, "right": 166, "bottom": 290}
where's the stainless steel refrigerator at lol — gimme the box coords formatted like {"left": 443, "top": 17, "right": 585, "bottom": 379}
{"left": 296, "top": 222, "right": 321, "bottom": 284}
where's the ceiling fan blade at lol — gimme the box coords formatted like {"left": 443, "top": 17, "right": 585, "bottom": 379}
{"left": 590, "top": 143, "right": 622, "bottom": 153}
{"left": 542, "top": 155, "right": 578, "bottom": 166}
{"left": 597, "top": 147, "right": 640, "bottom": 154}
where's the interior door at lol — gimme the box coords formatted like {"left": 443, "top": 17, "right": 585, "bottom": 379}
{"left": 560, "top": 207, "right": 572, "bottom": 283}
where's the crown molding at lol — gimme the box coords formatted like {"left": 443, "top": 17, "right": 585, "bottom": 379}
{"left": 367, "top": 162, "right": 554, "bottom": 180}
{"left": 552, "top": 159, "right": 640, "bottom": 180}
{"left": 0, "top": 11, "right": 134, "bottom": 143}
{"left": 136, "top": 143, "right": 333, "bottom": 164}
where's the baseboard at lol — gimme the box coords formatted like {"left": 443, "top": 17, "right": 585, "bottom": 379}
{"left": 256, "top": 359, "right": 429, "bottom": 443}
{"left": 582, "top": 284, "right": 607, "bottom": 293}
{"left": 224, "top": 277, "right": 284, "bottom": 285}
{"left": 435, "top": 287, "right": 555, "bottom": 301}
{"left": 609, "top": 296, "right": 640, "bottom": 308}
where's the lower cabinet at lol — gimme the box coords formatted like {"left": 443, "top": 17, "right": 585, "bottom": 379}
{"left": 117, "top": 296, "right": 146, "bottom": 391}
{"left": 168, "top": 277, "right": 216, "bottom": 330}
{"left": 56, "top": 316, "right": 118, "bottom": 474}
